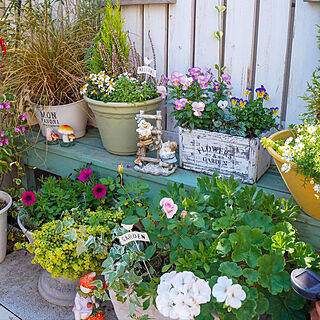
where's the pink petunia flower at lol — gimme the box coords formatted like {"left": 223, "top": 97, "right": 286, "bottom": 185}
{"left": 21, "top": 191, "right": 36, "bottom": 206}
{"left": 93, "top": 184, "right": 107, "bottom": 199}
{"left": 174, "top": 98, "right": 188, "bottom": 111}
{"left": 21, "top": 126, "right": 26, "bottom": 133}
{"left": 160, "top": 197, "right": 178, "bottom": 219}
{"left": 157, "top": 86, "right": 167, "bottom": 99}
{"left": 188, "top": 67, "right": 202, "bottom": 79}
{"left": 192, "top": 102, "right": 205, "bottom": 117}
{"left": 3, "top": 137, "right": 8, "bottom": 145}
{"left": 78, "top": 168, "right": 93, "bottom": 182}
{"left": 15, "top": 127, "right": 20, "bottom": 133}
{"left": 198, "top": 76, "right": 209, "bottom": 88}
{"left": 20, "top": 113, "right": 27, "bottom": 121}
{"left": 0, "top": 131, "right": 4, "bottom": 137}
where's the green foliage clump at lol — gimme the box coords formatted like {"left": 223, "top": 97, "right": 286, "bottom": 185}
{"left": 91, "top": 0, "right": 129, "bottom": 74}
{"left": 27, "top": 208, "right": 124, "bottom": 279}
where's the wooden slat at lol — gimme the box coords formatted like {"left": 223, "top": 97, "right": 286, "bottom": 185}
{"left": 286, "top": 0, "right": 320, "bottom": 126}
{"left": 167, "top": 0, "right": 195, "bottom": 132}
{"left": 194, "top": 0, "right": 220, "bottom": 69}
{"left": 118, "top": 0, "right": 176, "bottom": 4}
{"left": 143, "top": 4, "right": 167, "bottom": 78}
{"left": 224, "top": 0, "right": 257, "bottom": 97}
{"left": 254, "top": 0, "right": 292, "bottom": 115}
{"left": 121, "top": 5, "right": 144, "bottom": 56}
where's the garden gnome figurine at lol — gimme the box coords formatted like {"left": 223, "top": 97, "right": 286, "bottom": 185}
{"left": 73, "top": 272, "right": 97, "bottom": 320}
{"left": 159, "top": 141, "right": 178, "bottom": 170}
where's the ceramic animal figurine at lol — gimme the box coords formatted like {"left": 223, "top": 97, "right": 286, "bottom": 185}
{"left": 45, "top": 127, "right": 59, "bottom": 145}
{"left": 58, "top": 124, "right": 75, "bottom": 147}
{"left": 73, "top": 272, "right": 98, "bottom": 320}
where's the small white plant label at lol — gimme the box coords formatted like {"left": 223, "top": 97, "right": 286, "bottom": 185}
{"left": 119, "top": 232, "right": 150, "bottom": 245}
{"left": 137, "top": 66, "right": 157, "bottom": 78}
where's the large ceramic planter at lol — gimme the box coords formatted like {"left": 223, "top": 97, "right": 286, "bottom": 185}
{"left": 0, "top": 191, "right": 12, "bottom": 263}
{"left": 38, "top": 269, "right": 78, "bottom": 306}
{"left": 34, "top": 99, "right": 89, "bottom": 138}
{"left": 17, "top": 213, "right": 35, "bottom": 245}
{"left": 109, "top": 290, "right": 170, "bottom": 320}
{"left": 179, "top": 127, "right": 276, "bottom": 184}
{"left": 84, "top": 96, "right": 162, "bottom": 155}
{"left": 266, "top": 129, "right": 320, "bottom": 220}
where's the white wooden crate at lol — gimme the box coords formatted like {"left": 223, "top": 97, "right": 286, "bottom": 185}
{"left": 179, "top": 127, "right": 275, "bottom": 184}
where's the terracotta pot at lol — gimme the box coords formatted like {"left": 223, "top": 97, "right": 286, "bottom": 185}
{"left": 34, "top": 99, "right": 89, "bottom": 138}
{"left": 84, "top": 96, "right": 161, "bottom": 155}
{"left": 109, "top": 290, "right": 170, "bottom": 320}
{"left": 0, "top": 191, "right": 12, "bottom": 263}
{"left": 266, "top": 129, "right": 320, "bottom": 220}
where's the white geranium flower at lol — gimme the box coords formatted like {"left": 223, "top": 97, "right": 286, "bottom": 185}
{"left": 191, "top": 279, "right": 211, "bottom": 304}
{"left": 225, "top": 284, "right": 246, "bottom": 309}
{"left": 281, "top": 163, "right": 291, "bottom": 173}
{"left": 172, "top": 302, "right": 192, "bottom": 320}
{"left": 156, "top": 295, "right": 172, "bottom": 317}
{"left": 285, "top": 137, "right": 293, "bottom": 145}
{"left": 218, "top": 100, "right": 228, "bottom": 110}
{"left": 212, "top": 276, "right": 232, "bottom": 302}
{"left": 160, "top": 271, "right": 177, "bottom": 283}
{"left": 307, "top": 125, "right": 316, "bottom": 134}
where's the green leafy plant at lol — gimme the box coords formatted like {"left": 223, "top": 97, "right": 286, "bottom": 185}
{"left": 23, "top": 207, "right": 124, "bottom": 279}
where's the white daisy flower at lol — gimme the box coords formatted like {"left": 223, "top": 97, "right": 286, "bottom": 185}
{"left": 281, "top": 163, "right": 291, "bottom": 173}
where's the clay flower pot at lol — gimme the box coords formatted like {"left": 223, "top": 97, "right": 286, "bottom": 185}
{"left": 266, "top": 129, "right": 320, "bottom": 220}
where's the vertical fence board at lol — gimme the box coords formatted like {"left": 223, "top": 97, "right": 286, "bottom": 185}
{"left": 255, "top": 0, "right": 292, "bottom": 114}
{"left": 121, "top": 5, "right": 144, "bottom": 56}
{"left": 167, "top": 0, "right": 195, "bottom": 131}
{"left": 286, "top": 0, "right": 320, "bottom": 126}
{"left": 194, "top": 0, "right": 219, "bottom": 69}
{"left": 224, "top": 0, "right": 256, "bottom": 97}
{"left": 143, "top": 4, "right": 167, "bottom": 78}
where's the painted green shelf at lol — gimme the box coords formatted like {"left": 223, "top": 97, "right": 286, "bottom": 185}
{"left": 21, "top": 128, "right": 320, "bottom": 250}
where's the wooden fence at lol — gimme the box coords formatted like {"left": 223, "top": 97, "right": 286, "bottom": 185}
{"left": 120, "top": 0, "right": 320, "bottom": 134}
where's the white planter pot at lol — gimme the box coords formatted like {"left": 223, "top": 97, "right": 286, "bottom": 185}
{"left": 17, "top": 213, "right": 35, "bottom": 245}
{"left": 179, "top": 127, "right": 276, "bottom": 184}
{"left": 109, "top": 290, "right": 170, "bottom": 320}
{"left": 0, "top": 191, "right": 12, "bottom": 263}
{"left": 34, "top": 99, "right": 89, "bottom": 138}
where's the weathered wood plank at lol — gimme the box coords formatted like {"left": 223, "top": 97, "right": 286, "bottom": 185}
{"left": 255, "top": 0, "right": 292, "bottom": 116}
{"left": 118, "top": 0, "right": 176, "bottom": 4}
{"left": 143, "top": 4, "right": 167, "bottom": 77}
{"left": 224, "top": 0, "right": 257, "bottom": 97}
{"left": 286, "top": 0, "right": 320, "bottom": 126}
{"left": 121, "top": 5, "right": 144, "bottom": 56}
{"left": 194, "top": 0, "right": 220, "bottom": 69}
{"left": 167, "top": 0, "right": 195, "bottom": 132}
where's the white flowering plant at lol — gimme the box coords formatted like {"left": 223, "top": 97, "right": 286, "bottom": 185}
{"left": 98, "top": 172, "right": 319, "bottom": 320}
{"left": 80, "top": 71, "right": 159, "bottom": 104}
{"left": 261, "top": 122, "right": 320, "bottom": 199}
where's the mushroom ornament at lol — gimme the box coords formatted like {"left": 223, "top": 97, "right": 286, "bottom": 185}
{"left": 58, "top": 124, "right": 75, "bottom": 146}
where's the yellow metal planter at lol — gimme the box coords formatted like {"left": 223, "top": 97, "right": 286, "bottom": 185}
{"left": 267, "top": 129, "right": 320, "bottom": 220}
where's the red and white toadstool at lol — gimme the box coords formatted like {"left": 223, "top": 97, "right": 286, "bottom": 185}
{"left": 58, "top": 125, "right": 74, "bottom": 143}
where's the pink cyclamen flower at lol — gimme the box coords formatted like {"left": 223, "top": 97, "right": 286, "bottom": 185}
{"left": 198, "top": 76, "right": 209, "bottom": 88}
{"left": 21, "top": 126, "right": 26, "bottom": 133}
{"left": 181, "top": 210, "right": 187, "bottom": 218}
{"left": 157, "top": 86, "right": 167, "bottom": 99}
{"left": 174, "top": 98, "right": 188, "bottom": 111}
{"left": 0, "top": 139, "right": 2, "bottom": 147}
{"left": 0, "top": 101, "right": 10, "bottom": 110}
{"left": 0, "top": 131, "right": 3, "bottom": 137}
{"left": 192, "top": 101, "right": 205, "bottom": 117}
{"left": 188, "top": 67, "right": 202, "bottom": 79}
{"left": 160, "top": 197, "right": 178, "bottom": 219}
{"left": 3, "top": 137, "right": 8, "bottom": 145}
{"left": 20, "top": 113, "right": 27, "bottom": 121}
{"left": 78, "top": 168, "right": 93, "bottom": 182}
{"left": 93, "top": 184, "right": 107, "bottom": 199}
{"left": 221, "top": 73, "right": 231, "bottom": 82}
{"left": 15, "top": 127, "right": 20, "bottom": 133}
{"left": 21, "top": 191, "right": 36, "bottom": 206}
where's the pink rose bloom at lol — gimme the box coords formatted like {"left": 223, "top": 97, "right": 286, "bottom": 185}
{"left": 160, "top": 197, "right": 178, "bottom": 219}
{"left": 181, "top": 210, "right": 187, "bottom": 218}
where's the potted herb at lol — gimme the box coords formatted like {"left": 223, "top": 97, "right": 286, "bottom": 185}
{"left": 82, "top": 1, "right": 161, "bottom": 155}
{"left": 97, "top": 172, "right": 319, "bottom": 319}
{"left": 1, "top": 0, "right": 99, "bottom": 138}
{"left": 161, "top": 66, "right": 278, "bottom": 183}
{"left": 262, "top": 122, "right": 320, "bottom": 220}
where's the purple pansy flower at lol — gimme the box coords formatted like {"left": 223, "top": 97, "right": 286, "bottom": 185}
{"left": 157, "top": 86, "right": 167, "bottom": 99}
{"left": 213, "top": 81, "right": 220, "bottom": 92}
{"left": 171, "top": 71, "right": 184, "bottom": 86}
{"left": 188, "top": 67, "right": 202, "bottom": 79}
{"left": 192, "top": 101, "right": 205, "bottom": 117}
{"left": 221, "top": 73, "right": 231, "bottom": 82}
{"left": 198, "top": 76, "right": 209, "bottom": 88}
{"left": 174, "top": 98, "right": 189, "bottom": 111}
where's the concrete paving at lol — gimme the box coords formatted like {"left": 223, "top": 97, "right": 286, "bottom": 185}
{"left": 0, "top": 251, "right": 118, "bottom": 320}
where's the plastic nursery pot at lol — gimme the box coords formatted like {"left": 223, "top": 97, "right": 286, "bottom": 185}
{"left": 84, "top": 95, "right": 162, "bottom": 155}
{"left": 0, "top": 191, "right": 12, "bottom": 263}
{"left": 34, "top": 99, "right": 89, "bottom": 138}
{"left": 266, "top": 129, "right": 320, "bottom": 220}
{"left": 17, "top": 213, "right": 35, "bottom": 245}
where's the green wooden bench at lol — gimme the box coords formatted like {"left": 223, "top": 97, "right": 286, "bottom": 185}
{"left": 21, "top": 128, "right": 320, "bottom": 250}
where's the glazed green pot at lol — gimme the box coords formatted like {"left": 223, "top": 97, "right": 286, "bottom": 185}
{"left": 84, "top": 96, "right": 161, "bottom": 155}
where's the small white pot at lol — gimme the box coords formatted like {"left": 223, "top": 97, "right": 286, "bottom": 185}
{"left": 34, "top": 99, "right": 89, "bottom": 138}
{"left": 109, "top": 290, "right": 170, "bottom": 320}
{"left": 0, "top": 191, "right": 12, "bottom": 263}
{"left": 17, "top": 213, "right": 35, "bottom": 245}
